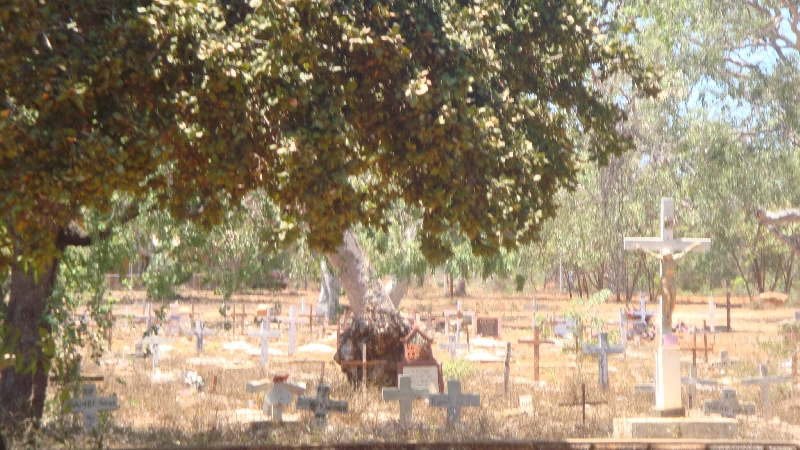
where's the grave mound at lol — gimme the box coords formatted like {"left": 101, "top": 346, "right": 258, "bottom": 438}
{"left": 334, "top": 302, "right": 410, "bottom": 387}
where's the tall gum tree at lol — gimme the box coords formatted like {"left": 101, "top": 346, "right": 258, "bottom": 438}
{"left": 0, "top": 0, "right": 657, "bottom": 427}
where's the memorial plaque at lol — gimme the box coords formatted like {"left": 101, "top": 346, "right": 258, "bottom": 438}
{"left": 476, "top": 317, "right": 501, "bottom": 338}
{"left": 398, "top": 365, "right": 441, "bottom": 394}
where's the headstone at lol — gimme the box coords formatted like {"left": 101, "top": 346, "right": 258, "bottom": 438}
{"left": 65, "top": 384, "right": 119, "bottom": 432}
{"left": 189, "top": 319, "right": 214, "bottom": 353}
{"left": 582, "top": 332, "right": 624, "bottom": 390}
{"left": 740, "top": 363, "right": 790, "bottom": 420}
{"left": 428, "top": 379, "right": 480, "bottom": 423}
{"left": 296, "top": 384, "right": 348, "bottom": 425}
{"left": 248, "top": 320, "right": 281, "bottom": 365}
{"left": 681, "top": 365, "right": 717, "bottom": 409}
{"left": 247, "top": 375, "right": 306, "bottom": 422}
{"left": 475, "top": 317, "right": 502, "bottom": 339}
{"left": 710, "top": 350, "right": 737, "bottom": 367}
{"left": 398, "top": 326, "right": 444, "bottom": 393}
{"left": 382, "top": 375, "right": 429, "bottom": 422}
{"left": 279, "top": 306, "right": 303, "bottom": 356}
{"left": 703, "top": 388, "right": 755, "bottom": 418}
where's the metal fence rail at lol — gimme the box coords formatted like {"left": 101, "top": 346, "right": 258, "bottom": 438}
{"left": 116, "top": 440, "right": 800, "bottom": 450}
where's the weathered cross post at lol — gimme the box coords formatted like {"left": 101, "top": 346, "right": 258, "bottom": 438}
{"left": 382, "top": 375, "right": 429, "bottom": 422}
{"left": 582, "top": 332, "right": 624, "bottom": 390}
{"left": 139, "top": 335, "right": 174, "bottom": 372}
{"left": 189, "top": 318, "right": 214, "bottom": 353}
{"left": 518, "top": 326, "right": 553, "bottom": 382}
{"left": 296, "top": 384, "right": 348, "bottom": 425}
{"left": 681, "top": 365, "right": 717, "bottom": 409}
{"left": 248, "top": 319, "right": 281, "bottom": 366}
{"left": 279, "top": 306, "right": 304, "bottom": 356}
{"left": 428, "top": 379, "right": 481, "bottom": 424}
{"left": 708, "top": 297, "right": 716, "bottom": 333}
{"left": 741, "top": 363, "right": 790, "bottom": 421}
{"left": 65, "top": 384, "right": 119, "bottom": 432}
{"left": 624, "top": 197, "right": 711, "bottom": 416}
{"left": 558, "top": 383, "right": 606, "bottom": 436}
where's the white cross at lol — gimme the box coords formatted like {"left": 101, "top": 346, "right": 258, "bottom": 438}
{"left": 708, "top": 297, "right": 716, "bottom": 333}
{"left": 382, "top": 375, "right": 429, "bottom": 422}
{"left": 296, "top": 384, "right": 348, "bottom": 425}
{"left": 629, "top": 293, "right": 654, "bottom": 326}
{"left": 247, "top": 377, "right": 306, "bottom": 422}
{"left": 279, "top": 306, "right": 304, "bottom": 356}
{"left": 681, "top": 365, "right": 717, "bottom": 409}
{"left": 248, "top": 320, "right": 281, "bottom": 365}
{"left": 582, "top": 332, "right": 624, "bottom": 390}
{"left": 190, "top": 319, "right": 214, "bottom": 353}
{"left": 624, "top": 197, "right": 711, "bottom": 332}
{"left": 66, "top": 384, "right": 119, "bottom": 432}
{"left": 741, "top": 363, "right": 790, "bottom": 420}
{"left": 437, "top": 320, "right": 467, "bottom": 358}
{"left": 139, "top": 335, "right": 173, "bottom": 371}
{"left": 429, "top": 379, "right": 480, "bottom": 423}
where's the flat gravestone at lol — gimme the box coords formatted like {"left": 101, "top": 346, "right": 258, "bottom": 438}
{"left": 398, "top": 326, "right": 444, "bottom": 393}
{"left": 382, "top": 375, "right": 429, "bottom": 422}
{"left": 703, "top": 387, "right": 755, "bottom": 418}
{"left": 399, "top": 365, "right": 442, "bottom": 394}
{"left": 65, "top": 384, "right": 119, "bottom": 432}
{"left": 296, "top": 384, "right": 347, "bottom": 425}
{"left": 475, "top": 317, "right": 501, "bottom": 339}
{"left": 429, "top": 379, "right": 480, "bottom": 423}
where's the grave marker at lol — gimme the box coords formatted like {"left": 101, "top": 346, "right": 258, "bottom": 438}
{"left": 437, "top": 318, "right": 468, "bottom": 358}
{"left": 703, "top": 387, "right": 755, "bottom": 418}
{"left": 65, "top": 384, "right": 119, "bottom": 432}
{"left": 582, "top": 332, "right": 624, "bottom": 390}
{"left": 681, "top": 365, "right": 717, "bottom": 409}
{"left": 296, "top": 384, "right": 348, "bottom": 425}
{"left": 475, "top": 316, "right": 502, "bottom": 339}
{"left": 338, "top": 342, "right": 387, "bottom": 395}
{"left": 189, "top": 319, "right": 214, "bottom": 353}
{"left": 628, "top": 293, "right": 654, "bottom": 326}
{"left": 382, "top": 375, "right": 429, "bottom": 422}
{"left": 246, "top": 375, "right": 306, "bottom": 422}
{"left": 681, "top": 332, "right": 714, "bottom": 367}
{"left": 167, "top": 303, "right": 182, "bottom": 336}
{"left": 518, "top": 325, "right": 553, "bottom": 382}
{"left": 398, "top": 326, "right": 444, "bottom": 393}
{"left": 558, "top": 383, "right": 606, "bottom": 435}
{"left": 279, "top": 306, "right": 303, "bottom": 356}
{"left": 138, "top": 335, "right": 173, "bottom": 371}
{"left": 740, "top": 363, "right": 790, "bottom": 420}
{"left": 708, "top": 297, "right": 716, "bottom": 333}
{"left": 428, "top": 379, "right": 480, "bottom": 424}
{"left": 248, "top": 320, "right": 281, "bottom": 365}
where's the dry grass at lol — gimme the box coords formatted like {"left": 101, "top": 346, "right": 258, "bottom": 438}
{"left": 9, "top": 282, "right": 800, "bottom": 448}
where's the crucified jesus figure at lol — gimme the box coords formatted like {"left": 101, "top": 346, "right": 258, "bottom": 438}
{"left": 634, "top": 242, "right": 701, "bottom": 332}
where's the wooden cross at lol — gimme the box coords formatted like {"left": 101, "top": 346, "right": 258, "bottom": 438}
{"left": 681, "top": 365, "right": 717, "bottom": 409}
{"left": 189, "top": 318, "right": 214, "bottom": 353}
{"left": 582, "top": 332, "right": 624, "bottom": 390}
{"left": 624, "top": 197, "right": 711, "bottom": 332}
{"left": 681, "top": 332, "right": 714, "bottom": 366}
{"left": 296, "top": 384, "right": 348, "bottom": 425}
{"left": 382, "top": 375, "right": 429, "bottom": 422}
{"left": 703, "top": 387, "right": 755, "bottom": 418}
{"left": 246, "top": 375, "right": 306, "bottom": 422}
{"left": 428, "top": 379, "right": 481, "bottom": 423}
{"left": 558, "top": 383, "right": 606, "bottom": 435}
{"left": 65, "top": 384, "right": 119, "bottom": 432}
{"left": 248, "top": 320, "right": 281, "bottom": 365}
{"left": 279, "top": 306, "right": 303, "bottom": 356}
{"left": 139, "top": 335, "right": 173, "bottom": 371}
{"left": 338, "top": 342, "right": 387, "bottom": 395}
{"left": 518, "top": 326, "right": 553, "bottom": 382}
{"left": 741, "top": 363, "right": 790, "bottom": 420}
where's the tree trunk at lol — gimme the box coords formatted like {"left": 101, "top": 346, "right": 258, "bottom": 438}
{"left": 454, "top": 277, "right": 466, "bottom": 297}
{"left": 317, "top": 258, "right": 341, "bottom": 320}
{"left": 383, "top": 278, "right": 409, "bottom": 309}
{"left": 0, "top": 259, "right": 59, "bottom": 430}
{"left": 326, "top": 230, "right": 409, "bottom": 387}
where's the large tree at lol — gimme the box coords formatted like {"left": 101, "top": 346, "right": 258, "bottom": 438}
{"left": 0, "top": 0, "right": 656, "bottom": 428}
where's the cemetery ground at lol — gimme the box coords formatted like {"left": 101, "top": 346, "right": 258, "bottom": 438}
{"left": 13, "top": 283, "right": 800, "bottom": 448}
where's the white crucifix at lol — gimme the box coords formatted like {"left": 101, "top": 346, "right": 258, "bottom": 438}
{"left": 139, "top": 335, "right": 173, "bottom": 371}
{"left": 296, "top": 384, "right": 348, "bottom": 425}
{"left": 582, "top": 332, "right": 624, "bottom": 390}
{"left": 247, "top": 375, "right": 306, "bottom": 422}
{"left": 66, "top": 384, "right": 119, "bottom": 432}
{"left": 624, "top": 197, "right": 710, "bottom": 416}
{"left": 279, "top": 306, "right": 304, "bottom": 356}
{"left": 741, "top": 363, "right": 790, "bottom": 421}
{"left": 382, "top": 375, "right": 429, "bottom": 422}
{"left": 190, "top": 319, "right": 214, "bottom": 353}
{"left": 429, "top": 379, "right": 480, "bottom": 423}
{"left": 248, "top": 320, "right": 281, "bottom": 365}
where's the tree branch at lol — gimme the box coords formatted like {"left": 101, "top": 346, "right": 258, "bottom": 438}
{"left": 755, "top": 207, "right": 800, "bottom": 226}
{"left": 764, "top": 225, "right": 800, "bottom": 257}
{"left": 56, "top": 203, "right": 140, "bottom": 250}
